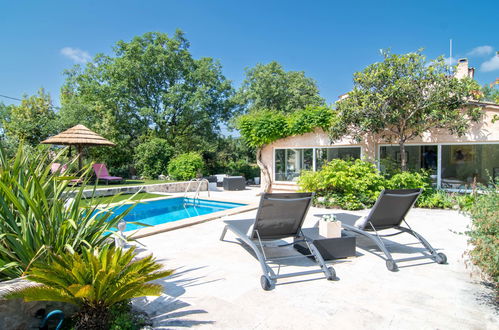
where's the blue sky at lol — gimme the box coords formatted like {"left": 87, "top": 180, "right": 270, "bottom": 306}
{"left": 1, "top": 0, "right": 498, "bottom": 107}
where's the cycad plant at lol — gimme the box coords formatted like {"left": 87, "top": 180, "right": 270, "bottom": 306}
{"left": 8, "top": 246, "right": 172, "bottom": 329}
{"left": 0, "top": 144, "right": 135, "bottom": 280}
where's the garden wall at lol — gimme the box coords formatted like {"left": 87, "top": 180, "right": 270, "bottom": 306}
{"left": 0, "top": 278, "right": 76, "bottom": 329}
{"left": 78, "top": 180, "right": 208, "bottom": 199}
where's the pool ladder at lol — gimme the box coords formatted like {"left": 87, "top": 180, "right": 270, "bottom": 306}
{"left": 184, "top": 179, "right": 210, "bottom": 204}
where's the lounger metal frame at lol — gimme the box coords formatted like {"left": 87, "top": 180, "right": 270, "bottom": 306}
{"left": 220, "top": 194, "right": 335, "bottom": 290}
{"left": 342, "top": 189, "right": 447, "bottom": 271}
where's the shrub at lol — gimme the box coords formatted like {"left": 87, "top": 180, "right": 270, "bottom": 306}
{"left": 417, "top": 189, "right": 455, "bottom": 209}
{"left": 298, "top": 159, "right": 385, "bottom": 210}
{"left": 465, "top": 188, "right": 499, "bottom": 289}
{"left": 386, "top": 170, "right": 453, "bottom": 208}
{"left": 8, "top": 246, "right": 172, "bottom": 330}
{"left": 226, "top": 159, "right": 260, "bottom": 178}
{"left": 386, "top": 170, "right": 431, "bottom": 190}
{"left": 0, "top": 144, "right": 135, "bottom": 281}
{"left": 167, "top": 152, "right": 204, "bottom": 181}
{"left": 134, "top": 138, "right": 174, "bottom": 179}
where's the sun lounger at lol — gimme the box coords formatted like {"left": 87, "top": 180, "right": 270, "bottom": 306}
{"left": 51, "top": 162, "right": 82, "bottom": 185}
{"left": 341, "top": 188, "right": 447, "bottom": 271}
{"left": 92, "top": 163, "right": 123, "bottom": 184}
{"left": 220, "top": 192, "right": 335, "bottom": 290}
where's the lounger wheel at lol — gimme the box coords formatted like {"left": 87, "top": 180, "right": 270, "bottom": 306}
{"left": 326, "top": 267, "right": 336, "bottom": 281}
{"left": 434, "top": 252, "right": 447, "bottom": 264}
{"left": 386, "top": 259, "right": 398, "bottom": 272}
{"left": 260, "top": 275, "right": 273, "bottom": 291}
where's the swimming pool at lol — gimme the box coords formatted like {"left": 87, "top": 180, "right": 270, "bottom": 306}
{"left": 109, "top": 197, "right": 246, "bottom": 232}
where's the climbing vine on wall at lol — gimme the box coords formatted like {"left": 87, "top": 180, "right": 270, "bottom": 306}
{"left": 236, "top": 106, "right": 336, "bottom": 148}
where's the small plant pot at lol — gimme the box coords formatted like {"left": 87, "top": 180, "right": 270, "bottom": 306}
{"left": 319, "top": 220, "right": 342, "bottom": 238}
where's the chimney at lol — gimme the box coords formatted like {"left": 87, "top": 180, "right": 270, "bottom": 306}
{"left": 455, "top": 58, "right": 474, "bottom": 79}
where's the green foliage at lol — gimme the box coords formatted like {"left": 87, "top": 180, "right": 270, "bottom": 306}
{"left": 480, "top": 84, "right": 499, "bottom": 104}
{"left": 465, "top": 187, "right": 499, "bottom": 288}
{"left": 204, "top": 136, "right": 256, "bottom": 175}
{"left": 386, "top": 171, "right": 453, "bottom": 208}
{"left": 234, "top": 61, "right": 325, "bottom": 113}
{"left": 332, "top": 50, "right": 483, "bottom": 171}
{"left": 3, "top": 89, "right": 59, "bottom": 146}
{"left": 59, "top": 30, "right": 235, "bottom": 173}
{"left": 237, "top": 106, "right": 336, "bottom": 148}
{"left": 167, "top": 152, "right": 204, "bottom": 180}
{"left": 416, "top": 189, "right": 454, "bottom": 209}
{"left": 298, "top": 159, "right": 385, "bottom": 210}
{"left": 8, "top": 246, "right": 172, "bottom": 329}
{"left": 299, "top": 160, "right": 461, "bottom": 210}
{"left": 0, "top": 144, "right": 134, "bottom": 281}
{"left": 108, "top": 301, "right": 149, "bottom": 330}
{"left": 226, "top": 159, "right": 260, "bottom": 178}
{"left": 386, "top": 171, "right": 431, "bottom": 190}
{"left": 134, "top": 137, "right": 174, "bottom": 179}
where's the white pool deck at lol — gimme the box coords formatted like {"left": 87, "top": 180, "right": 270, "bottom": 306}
{"left": 131, "top": 187, "right": 498, "bottom": 329}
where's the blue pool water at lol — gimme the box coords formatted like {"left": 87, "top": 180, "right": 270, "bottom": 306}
{"left": 109, "top": 197, "right": 245, "bottom": 232}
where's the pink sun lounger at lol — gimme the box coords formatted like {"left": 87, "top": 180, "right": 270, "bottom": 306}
{"left": 92, "top": 163, "right": 123, "bottom": 184}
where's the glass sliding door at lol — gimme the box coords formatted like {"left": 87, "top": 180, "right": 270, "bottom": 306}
{"left": 441, "top": 144, "right": 499, "bottom": 189}
{"left": 379, "top": 145, "right": 438, "bottom": 184}
{"left": 315, "top": 147, "right": 361, "bottom": 171}
{"left": 274, "top": 148, "right": 313, "bottom": 181}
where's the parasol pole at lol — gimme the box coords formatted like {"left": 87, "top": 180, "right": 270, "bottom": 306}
{"left": 77, "top": 144, "right": 83, "bottom": 170}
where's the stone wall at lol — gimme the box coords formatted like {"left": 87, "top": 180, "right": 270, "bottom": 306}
{"left": 77, "top": 180, "right": 208, "bottom": 199}
{"left": 0, "top": 278, "right": 76, "bottom": 329}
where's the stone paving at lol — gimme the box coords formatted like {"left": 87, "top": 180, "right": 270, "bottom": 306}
{"left": 132, "top": 187, "right": 498, "bottom": 329}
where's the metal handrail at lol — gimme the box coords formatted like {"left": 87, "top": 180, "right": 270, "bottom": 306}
{"left": 183, "top": 178, "right": 210, "bottom": 202}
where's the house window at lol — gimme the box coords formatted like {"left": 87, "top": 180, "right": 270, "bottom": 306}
{"left": 275, "top": 149, "right": 313, "bottom": 181}
{"left": 315, "top": 147, "right": 361, "bottom": 171}
{"left": 441, "top": 144, "right": 499, "bottom": 189}
{"left": 274, "top": 147, "right": 361, "bottom": 181}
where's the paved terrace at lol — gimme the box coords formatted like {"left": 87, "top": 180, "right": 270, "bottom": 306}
{"left": 131, "top": 187, "right": 497, "bottom": 329}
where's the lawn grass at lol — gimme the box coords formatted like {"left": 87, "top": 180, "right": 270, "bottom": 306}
{"left": 82, "top": 192, "right": 166, "bottom": 206}
{"left": 93, "top": 179, "right": 174, "bottom": 189}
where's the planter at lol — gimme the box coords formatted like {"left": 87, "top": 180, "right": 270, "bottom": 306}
{"left": 319, "top": 220, "right": 342, "bottom": 238}
{"left": 254, "top": 177, "right": 260, "bottom": 185}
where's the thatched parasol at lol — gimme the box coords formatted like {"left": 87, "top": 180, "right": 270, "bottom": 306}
{"left": 41, "top": 124, "right": 115, "bottom": 169}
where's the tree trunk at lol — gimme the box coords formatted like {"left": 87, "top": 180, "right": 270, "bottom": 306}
{"left": 256, "top": 147, "right": 271, "bottom": 193}
{"left": 399, "top": 141, "right": 407, "bottom": 171}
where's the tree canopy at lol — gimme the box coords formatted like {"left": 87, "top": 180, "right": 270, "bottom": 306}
{"left": 3, "top": 89, "right": 58, "bottom": 146}
{"left": 331, "top": 50, "right": 483, "bottom": 170}
{"left": 234, "top": 61, "right": 325, "bottom": 113}
{"left": 59, "top": 30, "right": 235, "bottom": 171}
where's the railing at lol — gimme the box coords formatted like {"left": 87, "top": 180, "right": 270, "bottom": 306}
{"left": 183, "top": 178, "right": 210, "bottom": 203}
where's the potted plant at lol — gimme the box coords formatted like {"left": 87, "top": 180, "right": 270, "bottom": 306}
{"left": 319, "top": 214, "right": 342, "bottom": 238}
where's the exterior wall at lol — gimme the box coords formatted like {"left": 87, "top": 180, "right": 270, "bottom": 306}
{"left": 261, "top": 105, "right": 499, "bottom": 190}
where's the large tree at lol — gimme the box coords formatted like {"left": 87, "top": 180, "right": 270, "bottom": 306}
{"left": 59, "top": 30, "right": 235, "bottom": 171}
{"left": 3, "top": 89, "right": 58, "bottom": 146}
{"left": 331, "top": 50, "right": 483, "bottom": 171}
{"left": 235, "top": 61, "right": 325, "bottom": 113}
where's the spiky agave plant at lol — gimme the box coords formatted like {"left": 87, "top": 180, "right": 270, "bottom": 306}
{"left": 8, "top": 246, "right": 172, "bottom": 329}
{"left": 0, "top": 144, "right": 136, "bottom": 280}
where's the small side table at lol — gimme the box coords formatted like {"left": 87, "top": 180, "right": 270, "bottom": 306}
{"left": 294, "top": 227, "right": 356, "bottom": 260}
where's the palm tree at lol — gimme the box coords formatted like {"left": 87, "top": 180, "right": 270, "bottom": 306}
{"left": 8, "top": 246, "right": 172, "bottom": 329}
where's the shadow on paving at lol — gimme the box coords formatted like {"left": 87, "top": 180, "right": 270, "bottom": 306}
{"left": 133, "top": 266, "right": 218, "bottom": 328}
